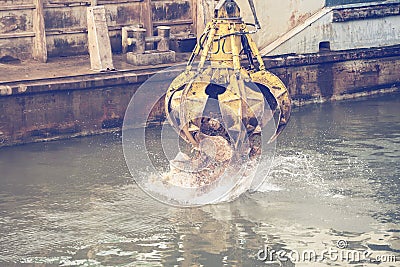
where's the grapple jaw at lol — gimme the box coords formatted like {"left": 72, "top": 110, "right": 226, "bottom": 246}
{"left": 165, "top": 67, "right": 291, "bottom": 154}
{"left": 250, "top": 70, "right": 292, "bottom": 143}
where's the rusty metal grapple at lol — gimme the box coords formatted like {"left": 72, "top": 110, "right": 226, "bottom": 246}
{"left": 165, "top": 0, "right": 291, "bottom": 158}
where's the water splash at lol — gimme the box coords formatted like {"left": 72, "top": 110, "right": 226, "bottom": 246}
{"left": 256, "top": 151, "right": 326, "bottom": 194}
{"left": 257, "top": 149, "right": 377, "bottom": 200}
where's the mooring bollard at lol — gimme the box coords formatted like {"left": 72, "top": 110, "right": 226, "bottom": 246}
{"left": 123, "top": 25, "right": 175, "bottom": 66}
{"left": 122, "top": 26, "right": 172, "bottom": 54}
{"left": 157, "top": 26, "right": 171, "bottom": 52}
{"left": 132, "top": 28, "right": 147, "bottom": 54}
{"left": 122, "top": 26, "right": 146, "bottom": 54}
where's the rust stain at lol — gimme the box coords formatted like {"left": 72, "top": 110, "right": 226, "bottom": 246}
{"left": 44, "top": 10, "right": 80, "bottom": 29}
{"left": 289, "top": 11, "right": 297, "bottom": 28}
{"left": 49, "top": 37, "right": 87, "bottom": 57}
{"left": 54, "top": 38, "right": 76, "bottom": 48}
{"left": 24, "top": 123, "right": 81, "bottom": 139}
{"left": 333, "top": 3, "right": 400, "bottom": 22}
{"left": 289, "top": 10, "right": 312, "bottom": 29}
{"left": 318, "top": 62, "right": 334, "bottom": 99}
{"left": 0, "top": 14, "right": 27, "bottom": 33}
{"left": 152, "top": 1, "right": 191, "bottom": 22}
{"left": 116, "top": 6, "right": 141, "bottom": 25}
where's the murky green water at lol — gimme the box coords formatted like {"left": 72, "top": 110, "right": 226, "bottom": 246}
{"left": 0, "top": 93, "right": 399, "bottom": 266}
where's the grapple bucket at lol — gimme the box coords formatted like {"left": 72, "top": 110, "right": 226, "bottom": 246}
{"left": 165, "top": 0, "right": 291, "bottom": 159}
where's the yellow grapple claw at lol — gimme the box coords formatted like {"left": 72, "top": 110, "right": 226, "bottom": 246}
{"left": 165, "top": 0, "right": 291, "bottom": 155}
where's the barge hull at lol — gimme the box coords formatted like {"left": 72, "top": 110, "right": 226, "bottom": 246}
{"left": 0, "top": 46, "right": 399, "bottom": 147}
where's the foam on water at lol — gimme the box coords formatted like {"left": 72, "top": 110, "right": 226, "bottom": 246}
{"left": 143, "top": 157, "right": 260, "bottom": 206}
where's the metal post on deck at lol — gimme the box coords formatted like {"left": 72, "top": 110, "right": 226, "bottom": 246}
{"left": 33, "top": 0, "right": 48, "bottom": 63}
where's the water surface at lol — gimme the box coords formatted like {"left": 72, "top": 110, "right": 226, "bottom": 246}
{"left": 0, "top": 93, "right": 399, "bottom": 266}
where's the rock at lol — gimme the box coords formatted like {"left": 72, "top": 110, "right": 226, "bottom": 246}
{"left": 198, "top": 134, "right": 233, "bottom": 163}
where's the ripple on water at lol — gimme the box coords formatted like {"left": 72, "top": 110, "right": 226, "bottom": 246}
{"left": 0, "top": 93, "right": 399, "bottom": 266}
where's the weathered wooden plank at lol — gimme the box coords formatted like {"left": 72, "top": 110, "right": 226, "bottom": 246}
{"left": 197, "top": 0, "right": 214, "bottom": 36}
{"left": 141, "top": 0, "right": 153, "bottom": 37}
{"left": 0, "top": 4, "right": 35, "bottom": 11}
{"left": 153, "top": 19, "right": 192, "bottom": 26}
{"left": 87, "top": 6, "right": 114, "bottom": 71}
{"left": 191, "top": 0, "right": 197, "bottom": 34}
{"left": 0, "top": 31, "right": 34, "bottom": 38}
{"left": 0, "top": 0, "right": 33, "bottom": 6}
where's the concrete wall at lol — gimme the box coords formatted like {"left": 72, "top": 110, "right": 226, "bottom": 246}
{"left": 261, "top": 2, "right": 400, "bottom": 56}
{"left": 0, "top": 0, "right": 195, "bottom": 60}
